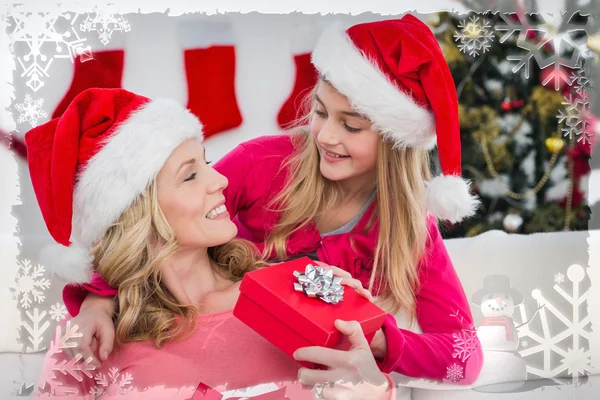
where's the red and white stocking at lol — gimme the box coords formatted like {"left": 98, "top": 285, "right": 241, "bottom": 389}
{"left": 180, "top": 21, "right": 242, "bottom": 140}
{"left": 277, "top": 23, "right": 321, "bottom": 130}
{"left": 52, "top": 49, "right": 124, "bottom": 119}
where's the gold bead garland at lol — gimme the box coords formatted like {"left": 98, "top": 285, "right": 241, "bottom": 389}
{"left": 480, "top": 137, "right": 560, "bottom": 200}
{"left": 563, "top": 134, "right": 575, "bottom": 231}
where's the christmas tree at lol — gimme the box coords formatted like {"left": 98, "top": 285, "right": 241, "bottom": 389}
{"left": 427, "top": 10, "right": 597, "bottom": 238}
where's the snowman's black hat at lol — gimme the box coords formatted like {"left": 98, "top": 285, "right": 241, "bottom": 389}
{"left": 471, "top": 275, "right": 523, "bottom": 305}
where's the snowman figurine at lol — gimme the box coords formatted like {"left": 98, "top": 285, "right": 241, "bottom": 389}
{"left": 472, "top": 275, "right": 523, "bottom": 352}
{"left": 471, "top": 275, "right": 528, "bottom": 392}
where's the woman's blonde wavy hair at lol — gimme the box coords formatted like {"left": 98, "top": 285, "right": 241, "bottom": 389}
{"left": 90, "top": 179, "right": 265, "bottom": 348}
{"left": 264, "top": 79, "right": 432, "bottom": 318}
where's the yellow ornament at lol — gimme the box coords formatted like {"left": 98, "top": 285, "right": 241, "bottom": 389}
{"left": 427, "top": 13, "right": 441, "bottom": 28}
{"left": 588, "top": 34, "right": 600, "bottom": 55}
{"left": 464, "top": 21, "right": 483, "bottom": 40}
{"left": 545, "top": 136, "right": 565, "bottom": 154}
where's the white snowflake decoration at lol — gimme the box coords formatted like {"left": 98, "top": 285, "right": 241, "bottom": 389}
{"left": 517, "top": 264, "right": 593, "bottom": 382}
{"left": 12, "top": 381, "right": 35, "bottom": 396}
{"left": 557, "top": 92, "right": 592, "bottom": 144}
{"left": 555, "top": 62, "right": 594, "bottom": 145}
{"left": 561, "top": 347, "right": 590, "bottom": 377}
{"left": 80, "top": 6, "right": 130, "bottom": 46}
{"left": 6, "top": 4, "right": 92, "bottom": 92}
{"left": 571, "top": 64, "right": 592, "bottom": 95}
{"left": 451, "top": 325, "right": 479, "bottom": 363}
{"left": 37, "top": 321, "right": 96, "bottom": 396}
{"left": 15, "top": 94, "right": 48, "bottom": 127}
{"left": 495, "top": 12, "right": 591, "bottom": 87}
{"left": 49, "top": 303, "right": 68, "bottom": 322}
{"left": 447, "top": 309, "right": 478, "bottom": 380}
{"left": 445, "top": 363, "right": 464, "bottom": 382}
{"left": 521, "top": 339, "right": 529, "bottom": 348}
{"left": 90, "top": 367, "right": 134, "bottom": 396}
{"left": 454, "top": 15, "right": 494, "bottom": 57}
{"left": 554, "top": 272, "right": 565, "bottom": 284}
{"left": 21, "top": 308, "right": 51, "bottom": 351}
{"left": 10, "top": 259, "right": 51, "bottom": 309}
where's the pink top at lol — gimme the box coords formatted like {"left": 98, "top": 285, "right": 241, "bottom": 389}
{"left": 63, "top": 134, "right": 482, "bottom": 384}
{"left": 36, "top": 310, "right": 397, "bottom": 399}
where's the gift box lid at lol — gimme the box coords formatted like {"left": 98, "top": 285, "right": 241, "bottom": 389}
{"left": 238, "top": 257, "right": 387, "bottom": 346}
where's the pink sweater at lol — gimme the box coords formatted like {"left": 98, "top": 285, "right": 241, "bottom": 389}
{"left": 36, "top": 311, "right": 397, "bottom": 399}
{"left": 63, "top": 134, "right": 483, "bottom": 384}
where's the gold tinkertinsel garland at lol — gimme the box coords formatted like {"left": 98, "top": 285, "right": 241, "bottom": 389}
{"left": 563, "top": 134, "right": 575, "bottom": 231}
{"left": 480, "top": 120, "right": 574, "bottom": 230}
{"left": 481, "top": 137, "right": 561, "bottom": 200}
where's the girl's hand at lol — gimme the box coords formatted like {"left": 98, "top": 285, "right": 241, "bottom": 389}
{"left": 313, "top": 261, "right": 387, "bottom": 359}
{"left": 369, "top": 329, "right": 387, "bottom": 360}
{"left": 294, "top": 320, "right": 392, "bottom": 400}
{"left": 62, "top": 294, "right": 116, "bottom": 368}
{"left": 313, "top": 261, "right": 373, "bottom": 302}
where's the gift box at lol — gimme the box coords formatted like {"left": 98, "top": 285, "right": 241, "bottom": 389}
{"left": 233, "top": 257, "right": 387, "bottom": 369}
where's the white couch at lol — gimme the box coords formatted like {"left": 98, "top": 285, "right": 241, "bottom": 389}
{"left": 389, "top": 228, "right": 600, "bottom": 399}
{"left": 1, "top": 229, "right": 599, "bottom": 399}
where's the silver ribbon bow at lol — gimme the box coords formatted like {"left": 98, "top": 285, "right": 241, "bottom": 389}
{"left": 293, "top": 264, "right": 345, "bottom": 304}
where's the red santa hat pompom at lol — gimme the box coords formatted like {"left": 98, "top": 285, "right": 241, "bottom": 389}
{"left": 311, "top": 15, "right": 479, "bottom": 223}
{"left": 25, "top": 88, "right": 204, "bottom": 283}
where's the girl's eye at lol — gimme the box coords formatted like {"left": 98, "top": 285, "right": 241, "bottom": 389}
{"left": 314, "top": 109, "right": 327, "bottom": 118}
{"left": 344, "top": 123, "right": 361, "bottom": 133}
{"left": 205, "top": 160, "right": 212, "bottom": 165}
{"left": 184, "top": 172, "right": 196, "bottom": 182}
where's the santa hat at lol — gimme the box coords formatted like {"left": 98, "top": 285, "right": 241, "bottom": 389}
{"left": 25, "top": 88, "right": 204, "bottom": 283}
{"left": 311, "top": 15, "right": 479, "bottom": 223}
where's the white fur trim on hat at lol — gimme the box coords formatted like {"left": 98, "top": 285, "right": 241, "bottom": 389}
{"left": 72, "top": 98, "right": 204, "bottom": 253}
{"left": 39, "top": 242, "right": 93, "bottom": 283}
{"left": 426, "top": 175, "right": 479, "bottom": 224}
{"left": 311, "top": 21, "right": 437, "bottom": 150}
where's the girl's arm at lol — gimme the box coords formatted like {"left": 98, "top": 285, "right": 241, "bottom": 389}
{"left": 376, "top": 216, "right": 484, "bottom": 385}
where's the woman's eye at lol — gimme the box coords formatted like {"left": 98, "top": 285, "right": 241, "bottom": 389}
{"left": 184, "top": 172, "right": 196, "bottom": 182}
{"left": 314, "top": 109, "right": 327, "bottom": 118}
{"left": 344, "top": 123, "right": 361, "bottom": 133}
{"left": 205, "top": 160, "right": 212, "bottom": 165}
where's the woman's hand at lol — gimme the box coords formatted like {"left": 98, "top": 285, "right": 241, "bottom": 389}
{"left": 62, "top": 293, "right": 116, "bottom": 368}
{"left": 293, "top": 320, "right": 392, "bottom": 400}
{"left": 313, "top": 261, "right": 373, "bottom": 302}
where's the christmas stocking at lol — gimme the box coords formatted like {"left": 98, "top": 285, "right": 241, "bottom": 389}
{"left": 181, "top": 21, "right": 242, "bottom": 139}
{"left": 52, "top": 49, "right": 124, "bottom": 119}
{"left": 277, "top": 23, "right": 322, "bottom": 130}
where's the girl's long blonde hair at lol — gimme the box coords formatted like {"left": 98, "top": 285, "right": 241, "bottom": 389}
{"left": 264, "top": 80, "right": 432, "bottom": 318}
{"left": 91, "top": 179, "right": 265, "bottom": 348}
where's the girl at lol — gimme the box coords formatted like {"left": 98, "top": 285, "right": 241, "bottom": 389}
{"left": 30, "top": 88, "right": 387, "bottom": 399}
{"left": 55, "top": 14, "right": 483, "bottom": 392}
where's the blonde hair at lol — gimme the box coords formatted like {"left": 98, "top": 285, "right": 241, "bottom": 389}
{"left": 91, "top": 179, "right": 265, "bottom": 348}
{"left": 264, "top": 80, "right": 431, "bottom": 318}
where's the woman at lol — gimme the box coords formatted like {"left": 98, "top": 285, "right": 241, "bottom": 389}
{"left": 57, "top": 14, "right": 483, "bottom": 395}
{"left": 29, "top": 88, "right": 391, "bottom": 399}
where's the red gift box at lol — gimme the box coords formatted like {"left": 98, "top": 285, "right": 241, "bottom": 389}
{"left": 190, "top": 382, "right": 288, "bottom": 400}
{"left": 233, "top": 257, "right": 387, "bottom": 369}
